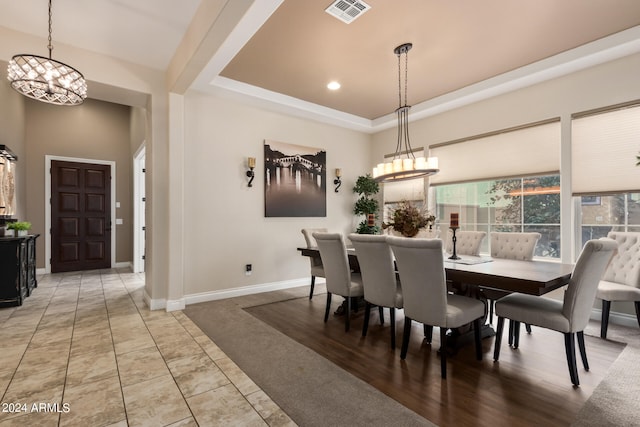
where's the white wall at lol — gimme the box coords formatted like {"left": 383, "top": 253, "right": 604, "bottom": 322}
{"left": 182, "top": 90, "right": 371, "bottom": 297}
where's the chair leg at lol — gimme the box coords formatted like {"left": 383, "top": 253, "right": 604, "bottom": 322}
{"left": 601, "top": 300, "right": 611, "bottom": 339}
{"left": 440, "top": 327, "right": 448, "bottom": 379}
{"left": 390, "top": 308, "right": 396, "bottom": 349}
{"left": 525, "top": 323, "right": 532, "bottom": 334}
{"left": 345, "top": 297, "right": 351, "bottom": 332}
{"left": 379, "top": 306, "right": 385, "bottom": 325}
{"left": 494, "top": 317, "right": 505, "bottom": 361}
{"left": 489, "top": 299, "right": 494, "bottom": 324}
{"left": 362, "top": 302, "right": 371, "bottom": 337}
{"left": 577, "top": 331, "right": 589, "bottom": 371}
{"left": 400, "top": 317, "right": 412, "bottom": 359}
{"left": 513, "top": 321, "right": 521, "bottom": 349}
{"left": 508, "top": 320, "right": 514, "bottom": 346}
{"left": 309, "top": 276, "right": 316, "bottom": 299}
{"left": 635, "top": 301, "right": 640, "bottom": 329}
{"left": 473, "top": 318, "right": 482, "bottom": 361}
{"left": 324, "top": 293, "right": 332, "bottom": 323}
{"left": 424, "top": 324, "right": 433, "bottom": 344}
{"left": 564, "top": 332, "right": 580, "bottom": 386}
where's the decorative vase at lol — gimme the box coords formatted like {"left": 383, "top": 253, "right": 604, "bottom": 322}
{"left": 17, "top": 230, "right": 28, "bottom": 237}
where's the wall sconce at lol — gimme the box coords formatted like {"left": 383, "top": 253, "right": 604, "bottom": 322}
{"left": 333, "top": 168, "right": 342, "bottom": 192}
{"left": 246, "top": 157, "right": 256, "bottom": 187}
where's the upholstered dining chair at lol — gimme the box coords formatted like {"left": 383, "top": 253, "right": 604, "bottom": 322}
{"left": 445, "top": 230, "right": 487, "bottom": 256}
{"left": 388, "top": 236, "right": 484, "bottom": 379}
{"left": 493, "top": 238, "right": 618, "bottom": 386}
{"left": 301, "top": 228, "right": 327, "bottom": 299}
{"left": 596, "top": 231, "right": 640, "bottom": 339}
{"left": 313, "top": 232, "right": 364, "bottom": 332}
{"left": 484, "top": 231, "right": 542, "bottom": 343}
{"left": 349, "top": 234, "right": 403, "bottom": 349}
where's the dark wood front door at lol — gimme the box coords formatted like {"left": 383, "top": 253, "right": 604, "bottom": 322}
{"left": 51, "top": 161, "right": 111, "bottom": 273}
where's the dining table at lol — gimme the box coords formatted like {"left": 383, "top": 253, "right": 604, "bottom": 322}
{"left": 298, "top": 245, "right": 575, "bottom": 348}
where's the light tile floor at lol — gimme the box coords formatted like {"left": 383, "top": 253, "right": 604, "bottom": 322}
{"left": 0, "top": 269, "right": 296, "bottom": 427}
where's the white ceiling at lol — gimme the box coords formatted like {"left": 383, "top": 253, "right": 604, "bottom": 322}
{"left": 0, "top": 0, "right": 201, "bottom": 70}
{"left": 1, "top": 0, "right": 640, "bottom": 131}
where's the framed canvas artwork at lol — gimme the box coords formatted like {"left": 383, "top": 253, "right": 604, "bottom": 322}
{"left": 264, "top": 140, "right": 326, "bottom": 217}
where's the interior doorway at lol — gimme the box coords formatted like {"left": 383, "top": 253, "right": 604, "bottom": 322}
{"left": 133, "top": 145, "right": 146, "bottom": 273}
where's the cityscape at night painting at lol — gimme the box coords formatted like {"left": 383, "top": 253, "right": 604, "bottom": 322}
{"left": 264, "top": 140, "right": 326, "bottom": 217}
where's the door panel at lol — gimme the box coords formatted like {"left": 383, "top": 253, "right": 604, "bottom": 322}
{"left": 51, "top": 161, "right": 111, "bottom": 272}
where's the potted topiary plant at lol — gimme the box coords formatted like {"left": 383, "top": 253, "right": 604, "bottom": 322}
{"left": 353, "top": 174, "right": 380, "bottom": 234}
{"left": 7, "top": 221, "right": 31, "bottom": 237}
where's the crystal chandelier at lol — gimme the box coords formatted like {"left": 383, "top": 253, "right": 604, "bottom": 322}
{"left": 7, "top": 0, "right": 87, "bottom": 106}
{"left": 373, "top": 43, "right": 438, "bottom": 182}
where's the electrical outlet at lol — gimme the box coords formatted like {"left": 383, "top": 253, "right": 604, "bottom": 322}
{"left": 245, "top": 264, "right": 252, "bottom": 276}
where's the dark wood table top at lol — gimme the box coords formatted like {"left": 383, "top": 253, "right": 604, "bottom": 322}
{"left": 298, "top": 247, "right": 574, "bottom": 296}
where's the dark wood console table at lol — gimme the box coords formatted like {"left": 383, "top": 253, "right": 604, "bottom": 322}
{"left": 0, "top": 234, "right": 39, "bottom": 307}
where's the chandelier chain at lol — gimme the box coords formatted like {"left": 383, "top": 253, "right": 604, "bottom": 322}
{"left": 47, "top": 0, "right": 53, "bottom": 58}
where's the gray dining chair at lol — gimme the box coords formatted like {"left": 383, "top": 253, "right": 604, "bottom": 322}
{"left": 493, "top": 238, "right": 618, "bottom": 386}
{"left": 301, "top": 228, "right": 327, "bottom": 299}
{"left": 349, "top": 233, "right": 403, "bottom": 349}
{"left": 313, "top": 232, "right": 364, "bottom": 332}
{"left": 596, "top": 231, "right": 640, "bottom": 338}
{"left": 445, "top": 230, "right": 487, "bottom": 256}
{"left": 388, "top": 236, "right": 484, "bottom": 379}
{"left": 484, "top": 231, "right": 541, "bottom": 344}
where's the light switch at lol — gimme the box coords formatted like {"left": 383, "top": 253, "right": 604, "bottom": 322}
{"left": 116, "top": 202, "right": 121, "bottom": 208}
{"left": 116, "top": 218, "right": 123, "bottom": 225}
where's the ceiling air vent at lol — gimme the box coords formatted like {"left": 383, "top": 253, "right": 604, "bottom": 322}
{"left": 325, "top": 0, "right": 371, "bottom": 24}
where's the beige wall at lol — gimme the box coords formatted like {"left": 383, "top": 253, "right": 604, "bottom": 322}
{"left": 24, "top": 98, "right": 133, "bottom": 267}
{"left": 0, "top": 78, "right": 26, "bottom": 218}
{"left": 182, "top": 90, "right": 372, "bottom": 296}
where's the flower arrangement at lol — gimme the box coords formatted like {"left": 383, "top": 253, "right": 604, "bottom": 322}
{"left": 383, "top": 200, "right": 435, "bottom": 237}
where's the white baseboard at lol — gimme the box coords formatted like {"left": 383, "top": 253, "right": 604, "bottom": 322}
{"left": 115, "top": 261, "right": 132, "bottom": 269}
{"left": 144, "top": 290, "right": 166, "bottom": 311}
{"left": 166, "top": 298, "right": 186, "bottom": 312}
{"left": 590, "top": 307, "right": 639, "bottom": 329}
{"left": 184, "top": 278, "right": 314, "bottom": 306}
{"left": 36, "top": 268, "right": 47, "bottom": 275}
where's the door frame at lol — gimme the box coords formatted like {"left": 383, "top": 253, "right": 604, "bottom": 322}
{"left": 133, "top": 144, "right": 145, "bottom": 273}
{"left": 45, "top": 155, "right": 117, "bottom": 274}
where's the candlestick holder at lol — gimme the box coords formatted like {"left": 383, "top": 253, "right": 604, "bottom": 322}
{"left": 448, "top": 227, "right": 461, "bottom": 260}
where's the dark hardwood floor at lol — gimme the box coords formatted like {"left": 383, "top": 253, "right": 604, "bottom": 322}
{"left": 246, "top": 294, "right": 624, "bottom": 427}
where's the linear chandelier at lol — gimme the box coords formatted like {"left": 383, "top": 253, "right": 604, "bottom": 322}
{"left": 373, "top": 43, "right": 438, "bottom": 183}
{"left": 7, "top": 0, "right": 87, "bottom": 106}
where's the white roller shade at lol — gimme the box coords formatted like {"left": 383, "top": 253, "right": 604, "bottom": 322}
{"left": 572, "top": 105, "right": 640, "bottom": 195}
{"left": 429, "top": 120, "right": 560, "bottom": 185}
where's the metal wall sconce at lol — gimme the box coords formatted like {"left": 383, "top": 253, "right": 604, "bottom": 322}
{"left": 333, "top": 168, "right": 342, "bottom": 192}
{"left": 246, "top": 157, "right": 256, "bottom": 187}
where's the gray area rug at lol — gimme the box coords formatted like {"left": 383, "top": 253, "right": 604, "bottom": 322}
{"left": 572, "top": 322, "right": 640, "bottom": 426}
{"left": 185, "top": 285, "right": 434, "bottom": 427}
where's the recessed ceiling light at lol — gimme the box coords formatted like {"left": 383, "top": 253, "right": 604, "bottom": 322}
{"left": 327, "top": 81, "right": 341, "bottom": 90}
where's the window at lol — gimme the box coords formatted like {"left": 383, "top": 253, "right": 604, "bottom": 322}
{"left": 430, "top": 175, "right": 561, "bottom": 258}
{"left": 579, "top": 192, "right": 640, "bottom": 245}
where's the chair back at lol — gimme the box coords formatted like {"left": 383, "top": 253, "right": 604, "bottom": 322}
{"left": 563, "top": 239, "right": 618, "bottom": 331}
{"left": 302, "top": 228, "right": 327, "bottom": 268}
{"left": 445, "top": 230, "right": 486, "bottom": 256}
{"left": 602, "top": 231, "right": 640, "bottom": 288}
{"left": 349, "top": 234, "right": 401, "bottom": 308}
{"left": 490, "top": 232, "right": 541, "bottom": 260}
{"left": 388, "top": 236, "right": 447, "bottom": 326}
{"left": 313, "top": 232, "right": 352, "bottom": 295}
